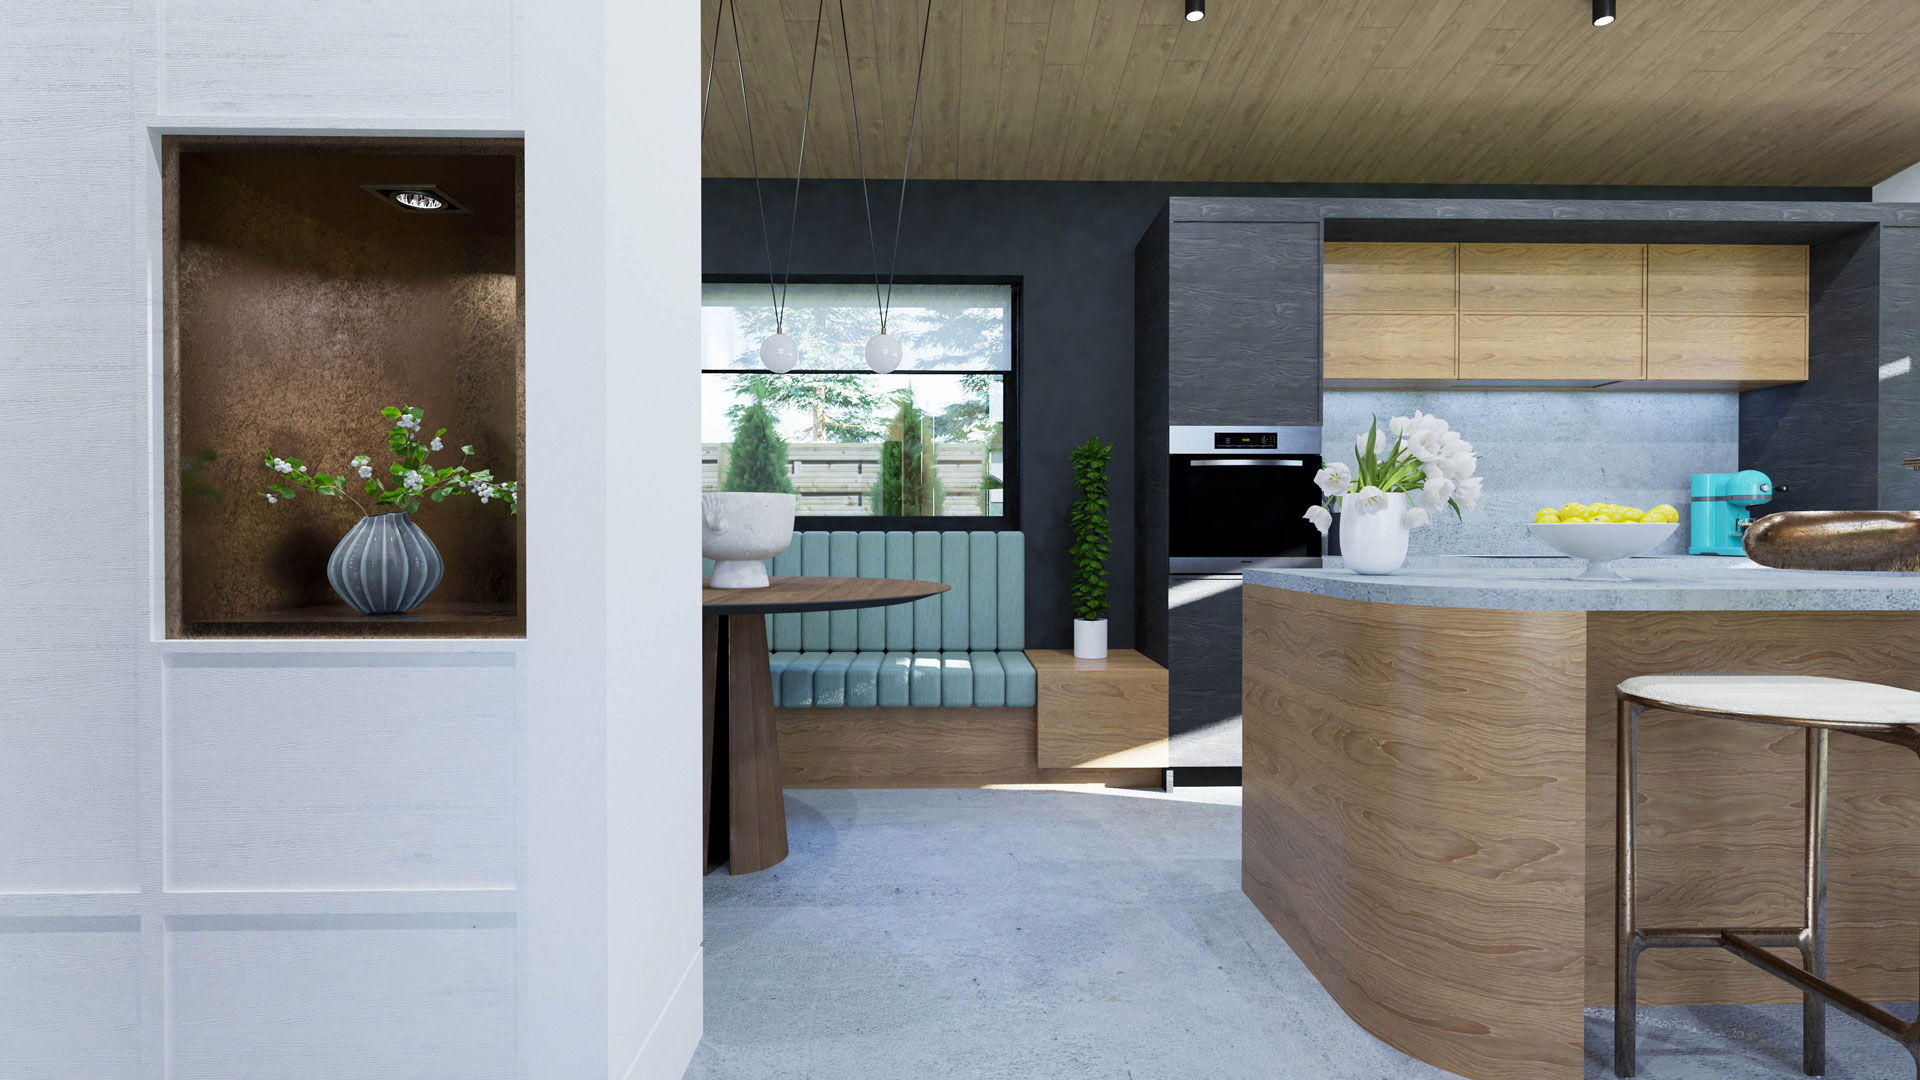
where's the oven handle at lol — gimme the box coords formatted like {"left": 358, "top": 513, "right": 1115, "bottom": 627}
{"left": 1187, "top": 458, "right": 1308, "bottom": 467}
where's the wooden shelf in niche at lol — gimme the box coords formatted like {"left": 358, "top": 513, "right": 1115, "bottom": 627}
{"left": 163, "top": 135, "right": 526, "bottom": 639}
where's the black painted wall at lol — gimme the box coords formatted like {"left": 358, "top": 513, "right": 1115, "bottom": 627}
{"left": 704, "top": 180, "right": 1868, "bottom": 649}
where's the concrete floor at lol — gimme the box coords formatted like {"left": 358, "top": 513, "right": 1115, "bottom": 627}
{"left": 686, "top": 787, "right": 1915, "bottom": 1080}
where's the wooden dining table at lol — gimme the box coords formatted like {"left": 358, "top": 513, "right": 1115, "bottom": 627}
{"left": 701, "top": 575, "right": 949, "bottom": 874}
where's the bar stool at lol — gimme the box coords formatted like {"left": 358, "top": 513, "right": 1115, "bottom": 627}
{"left": 1614, "top": 674, "right": 1920, "bottom": 1078}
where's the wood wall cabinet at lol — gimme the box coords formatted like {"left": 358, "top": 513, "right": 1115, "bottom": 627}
{"left": 1324, "top": 241, "right": 1808, "bottom": 389}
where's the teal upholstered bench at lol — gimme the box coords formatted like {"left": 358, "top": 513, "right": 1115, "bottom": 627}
{"left": 705, "top": 531, "right": 1032, "bottom": 709}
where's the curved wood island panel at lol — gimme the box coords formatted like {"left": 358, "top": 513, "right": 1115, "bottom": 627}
{"left": 1244, "top": 571, "right": 1920, "bottom": 1080}
{"left": 1244, "top": 586, "right": 1588, "bottom": 1080}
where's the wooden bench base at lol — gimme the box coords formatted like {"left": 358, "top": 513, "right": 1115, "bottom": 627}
{"left": 775, "top": 707, "right": 1164, "bottom": 789}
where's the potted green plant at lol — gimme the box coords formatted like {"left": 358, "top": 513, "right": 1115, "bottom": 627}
{"left": 1068, "top": 436, "right": 1112, "bottom": 659}
{"left": 258, "top": 405, "right": 519, "bottom": 614}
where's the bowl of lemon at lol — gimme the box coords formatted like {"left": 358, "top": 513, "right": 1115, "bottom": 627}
{"left": 1529, "top": 502, "right": 1680, "bottom": 580}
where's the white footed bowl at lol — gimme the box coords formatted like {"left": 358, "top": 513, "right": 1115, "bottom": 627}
{"left": 1529, "top": 521, "right": 1678, "bottom": 580}
{"left": 702, "top": 492, "right": 797, "bottom": 589}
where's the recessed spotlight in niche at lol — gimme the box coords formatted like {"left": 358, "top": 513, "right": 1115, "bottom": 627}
{"left": 361, "top": 183, "right": 471, "bottom": 213}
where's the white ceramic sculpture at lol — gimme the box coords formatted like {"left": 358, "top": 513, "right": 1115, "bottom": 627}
{"left": 701, "top": 491, "right": 797, "bottom": 589}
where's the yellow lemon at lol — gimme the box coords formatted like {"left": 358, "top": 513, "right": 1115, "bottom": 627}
{"left": 1558, "top": 502, "right": 1587, "bottom": 518}
{"left": 1534, "top": 508, "right": 1559, "bottom": 524}
{"left": 1647, "top": 503, "right": 1678, "bottom": 523}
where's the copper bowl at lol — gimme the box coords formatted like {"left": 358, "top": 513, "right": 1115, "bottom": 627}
{"left": 1744, "top": 511, "right": 1920, "bottom": 572}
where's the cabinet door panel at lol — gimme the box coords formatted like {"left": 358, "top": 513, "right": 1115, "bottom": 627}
{"left": 1648, "top": 245, "right": 1808, "bottom": 314}
{"left": 1647, "top": 314, "right": 1806, "bottom": 382}
{"left": 1458, "top": 314, "right": 1643, "bottom": 380}
{"left": 1324, "top": 242, "right": 1455, "bottom": 312}
{"left": 1324, "top": 313, "right": 1455, "bottom": 380}
{"left": 1169, "top": 222, "right": 1321, "bottom": 426}
{"left": 1168, "top": 576, "right": 1242, "bottom": 768}
{"left": 1460, "top": 243, "right": 1645, "bottom": 313}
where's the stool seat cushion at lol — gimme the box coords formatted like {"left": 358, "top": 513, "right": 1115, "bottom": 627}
{"left": 1619, "top": 674, "right": 1920, "bottom": 728}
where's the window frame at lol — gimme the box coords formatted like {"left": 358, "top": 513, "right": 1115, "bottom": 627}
{"left": 700, "top": 274, "right": 1022, "bottom": 532}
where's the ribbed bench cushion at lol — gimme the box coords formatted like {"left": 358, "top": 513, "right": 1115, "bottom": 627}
{"left": 710, "top": 530, "right": 1027, "bottom": 708}
{"left": 764, "top": 650, "right": 1036, "bottom": 709}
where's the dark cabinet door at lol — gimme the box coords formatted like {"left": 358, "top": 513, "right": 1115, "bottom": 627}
{"left": 1167, "top": 575, "right": 1243, "bottom": 767}
{"left": 1167, "top": 221, "right": 1322, "bottom": 427}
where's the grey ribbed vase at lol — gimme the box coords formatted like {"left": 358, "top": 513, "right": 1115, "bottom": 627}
{"left": 326, "top": 512, "right": 444, "bottom": 615}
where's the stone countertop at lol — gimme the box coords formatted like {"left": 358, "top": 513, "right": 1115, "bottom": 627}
{"left": 1243, "top": 556, "right": 1920, "bottom": 612}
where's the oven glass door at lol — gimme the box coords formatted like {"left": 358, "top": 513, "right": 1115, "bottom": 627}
{"left": 1169, "top": 454, "right": 1323, "bottom": 563}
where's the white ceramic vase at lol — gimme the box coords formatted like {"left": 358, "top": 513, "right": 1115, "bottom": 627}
{"left": 1073, "top": 618, "right": 1108, "bottom": 659}
{"left": 1338, "top": 495, "right": 1411, "bottom": 576}
{"left": 701, "top": 491, "right": 797, "bottom": 588}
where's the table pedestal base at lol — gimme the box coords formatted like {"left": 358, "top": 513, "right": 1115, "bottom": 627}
{"left": 702, "top": 614, "right": 789, "bottom": 875}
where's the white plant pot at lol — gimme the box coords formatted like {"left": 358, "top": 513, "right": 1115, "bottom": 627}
{"left": 1338, "top": 495, "right": 1411, "bottom": 576}
{"left": 1073, "top": 619, "right": 1108, "bottom": 659}
{"left": 701, "top": 491, "right": 797, "bottom": 588}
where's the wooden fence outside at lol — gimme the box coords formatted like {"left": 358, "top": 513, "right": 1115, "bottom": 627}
{"left": 702, "top": 441, "right": 996, "bottom": 517}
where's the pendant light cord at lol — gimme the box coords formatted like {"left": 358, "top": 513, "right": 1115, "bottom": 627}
{"left": 881, "top": 0, "right": 936, "bottom": 333}
{"left": 700, "top": 0, "right": 725, "bottom": 139}
{"left": 720, "top": 0, "right": 782, "bottom": 330}
{"left": 774, "top": 0, "right": 829, "bottom": 334}
{"left": 838, "top": 0, "right": 884, "bottom": 326}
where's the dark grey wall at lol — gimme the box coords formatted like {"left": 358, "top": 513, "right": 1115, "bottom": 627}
{"left": 704, "top": 180, "right": 1868, "bottom": 648}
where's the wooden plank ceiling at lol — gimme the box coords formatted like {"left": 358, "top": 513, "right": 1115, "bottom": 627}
{"left": 699, "top": 0, "right": 1920, "bottom": 186}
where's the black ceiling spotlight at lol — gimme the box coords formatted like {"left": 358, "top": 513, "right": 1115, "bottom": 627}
{"left": 1185, "top": 0, "right": 1203, "bottom": 22}
{"left": 360, "top": 183, "right": 470, "bottom": 213}
{"left": 1593, "top": 0, "right": 1615, "bottom": 26}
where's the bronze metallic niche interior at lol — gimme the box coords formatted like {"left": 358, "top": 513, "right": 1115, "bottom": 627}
{"left": 166, "top": 138, "right": 524, "bottom": 638}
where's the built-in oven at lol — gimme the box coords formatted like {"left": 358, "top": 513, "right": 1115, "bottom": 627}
{"left": 1168, "top": 425, "right": 1323, "bottom": 574}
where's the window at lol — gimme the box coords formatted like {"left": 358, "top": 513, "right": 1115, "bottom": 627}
{"left": 700, "top": 282, "right": 1015, "bottom": 522}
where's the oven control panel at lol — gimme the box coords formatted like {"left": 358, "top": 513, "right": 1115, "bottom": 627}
{"left": 1214, "top": 431, "right": 1279, "bottom": 450}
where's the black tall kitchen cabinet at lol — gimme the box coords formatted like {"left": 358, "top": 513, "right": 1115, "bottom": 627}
{"left": 1134, "top": 201, "right": 1323, "bottom": 771}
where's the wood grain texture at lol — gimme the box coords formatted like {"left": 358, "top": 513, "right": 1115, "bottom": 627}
{"left": 702, "top": 576, "right": 948, "bottom": 614}
{"left": 776, "top": 707, "right": 1161, "bottom": 789}
{"left": 1133, "top": 209, "right": 1172, "bottom": 667}
{"left": 1168, "top": 575, "right": 1243, "bottom": 768}
{"left": 1647, "top": 245, "right": 1809, "bottom": 314}
{"left": 1459, "top": 244, "right": 1645, "bottom": 313}
{"left": 724, "top": 615, "right": 788, "bottom": 874}
{"left": 700, "top": 0, "right": 1920, "bottom": 188}
{"left": 1879, "top": 228, "right": 1920, "bottom": 509}
{"left": 1646, "top": 315, "right": 1808, "bottom": 383}
{"left": 1323, "top": 313, "right": 1456, "bottom": 380}
{"left": 1585, "top": 611, "right": 1920, "bottom": 1007}
{"left": 1028, "top": 649, "right": 1169, "bottom": 769}
{"left": 1167, "top": 221, "right": 1321, "bottom": 426}
{"left": 1742, "top": 229, "right": 1883, "bottom": 515}
{"left": 1323, "top": 242, "right": 1455, "bottom": 312}
{"left": 1243, "top": 586, "right": 1587, "bottom": 1080}
{"left": 1458, "top": 314, "right": 1644, "bottom": 380}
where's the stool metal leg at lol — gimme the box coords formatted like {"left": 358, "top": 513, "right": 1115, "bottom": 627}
{"left": 1615, "top": 699, "right": 1642, "bottom": 1078}
{"left": 1800, "top": 727, "right": 1829, "bottom": 1076}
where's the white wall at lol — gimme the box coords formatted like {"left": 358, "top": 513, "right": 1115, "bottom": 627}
{"left": 1875, "top": 160, "right": 1920, "bottom": 201}
{"left": 0, "top": 2, "right": 701, "bottom": 1078}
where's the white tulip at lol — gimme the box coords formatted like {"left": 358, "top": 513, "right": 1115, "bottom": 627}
{"left": 1304, "top": 504, "right": 1332, "bottom": 535}
{"left": 1313, "top": 462, "right": 1352, "bottom": 498}
{"left": 1419, "top": 474, "right": 1455, "bottom": 512}
{"left": 1355, "top": 430, "right": 1375, "bottom": 458}
{"left": 1455, "top": 476, "right": 1485, "bottom": 513}
{"left": 1402, "top": 506, "right": 1431, "bottom": 529}
{"left": 1388, "top": 415, "right": 1413, "bottom": 438}
{"left": 1440, "top": 451, "right": 1477, "bottom": 482}
{"left": 1348, "top": 485, "right": 1391, "bottom": 515}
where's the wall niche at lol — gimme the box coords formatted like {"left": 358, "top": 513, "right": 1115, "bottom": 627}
{"left": 165, "top": 136, "right": 524, "bottom": 638}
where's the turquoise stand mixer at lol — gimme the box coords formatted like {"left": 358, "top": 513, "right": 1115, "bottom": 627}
{"left": 1689, "top": 470, "right": 1773, "bottom": 555}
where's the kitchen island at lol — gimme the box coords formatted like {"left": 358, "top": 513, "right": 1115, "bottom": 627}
{"left": 1242, "top": 557, "right": 1920, "bottom": 1080}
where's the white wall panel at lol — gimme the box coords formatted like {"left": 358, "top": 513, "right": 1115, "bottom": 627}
{"left": 157, "top": 0, "right": 516, "bottom": 119}
{"left": 0, "top": 653, "right": 140, "bottom": 894}
{"left": 166, "top": 913, "right": 516, "bottom": 1079}
{"left": 164, "top": 654, "right": 516, "bottom": 892}
{"left": 0, "top": 918, "right": 142, "bottom": 1079}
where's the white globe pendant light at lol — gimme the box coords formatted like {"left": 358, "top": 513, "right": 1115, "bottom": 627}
{"left": 865, "top": 330, "right": 902, "bottom": 374}
{"left": 760, "top": 330, "right": 798, "bottom": 373}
